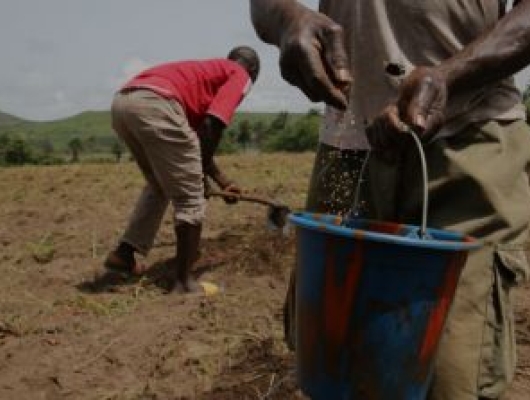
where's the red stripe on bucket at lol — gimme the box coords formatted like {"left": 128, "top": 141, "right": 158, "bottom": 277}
{"left": 323, "top": 237, "right": 364, "bottom": 374}
{"left": 417, "top": 251, "right": 466, "bottom": 369}
{"left": 367, "top": 221, "right": 405, "bottom": 235}
{"left": 299, "top": 306, "right": 319, "bottom": 377}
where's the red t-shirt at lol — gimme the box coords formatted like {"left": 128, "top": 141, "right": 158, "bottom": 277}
{"left": 122, "top": 58, "right": 252, "bottom": 129}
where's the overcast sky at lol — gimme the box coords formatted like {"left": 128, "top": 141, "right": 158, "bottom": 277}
{"left": 0, "top": 0, "right": 528, "bottom": 122}
{"left": 0, "top": 0, "right": 319, "bottom": 121}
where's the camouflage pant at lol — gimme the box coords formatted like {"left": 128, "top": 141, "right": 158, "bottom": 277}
{"left": 286, "top": 120, "right": 530, "bottom": 399}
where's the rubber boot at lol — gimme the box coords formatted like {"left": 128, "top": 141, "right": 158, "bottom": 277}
{"left": 169, "top": 222, "right": 202, "bottom": 293}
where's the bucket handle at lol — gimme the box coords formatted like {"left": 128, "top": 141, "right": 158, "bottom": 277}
{"left": 351, "top": 127, "right": 429, "bottom": 239}
{"left": 405, "top": 127, "right": 429, "bottom": 238}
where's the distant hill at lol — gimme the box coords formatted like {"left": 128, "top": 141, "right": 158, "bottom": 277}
{"left": 0, "top": 109, "right": 310, "bottom": 151}
{"left": 0, "top": 111, "right": 25, "bottom": 128}
{"left": 0, "top": 111, "right": 114, "bottom": 150}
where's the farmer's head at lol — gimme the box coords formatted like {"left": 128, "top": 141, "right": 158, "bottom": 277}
{"left": 228, "top": 46, "right": 260, "bottom": 83}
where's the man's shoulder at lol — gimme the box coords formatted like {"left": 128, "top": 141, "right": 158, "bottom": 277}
{"left": 197, "top": 58, "right": 248, "bottom": 77}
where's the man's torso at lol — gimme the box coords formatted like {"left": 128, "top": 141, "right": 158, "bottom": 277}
{"left": 122, "top": 59, "right": 251, "bottom": 129}
{"left": 318, "top": 0, "right": 524, "bottom": 149}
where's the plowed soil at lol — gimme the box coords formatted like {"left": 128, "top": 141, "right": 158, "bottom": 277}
{"left": 1, "top": 153, "right": 529, "bottom": 399}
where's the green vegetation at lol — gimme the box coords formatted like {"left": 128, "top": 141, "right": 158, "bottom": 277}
{"left": 0, "top": 110, "right": 115, "bottom": 165}
{"left": 0, "top": 109, "right": 322, "bottom": 166}
{"left": 221, "top": 109, "right": 321, "bottom": 154}
{"left": 5, "top": 84, "right": 529, "bottom": 167}
{"left": 523, "top": 84, "right": 530, "bottom": 122}
{"left": 28, "top": 234, "right": 56, "bottom": 264}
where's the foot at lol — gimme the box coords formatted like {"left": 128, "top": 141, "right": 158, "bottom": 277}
{"left": 167, "top": 277, "right": 220, "bottom": 296}
{"left": 168, "top": 277, "right": 203, "bottom": 294}
{"left": 103, "top": 250, "right": 147, "bottom": 276}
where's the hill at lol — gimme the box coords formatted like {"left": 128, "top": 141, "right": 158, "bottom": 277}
{"left": 0, "top": 111, "right": 113, "bottom": 150}
{"left": 0, "top": 111, "right": 25, "bottom": 128}
{"left": 0, "top": 109, "right": 311, "bottom": 152}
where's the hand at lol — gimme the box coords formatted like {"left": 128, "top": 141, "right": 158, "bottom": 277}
{"left": 396, "top": 66, "right": 447, "bottom": 137}
{"left": 279, "top": 7, "right": 352, "bottom": 110}
{"left": 221, "top": 182, "right": 241, "bottom": 205}
{"left": 367, "top": 66, "right": 448, "bottom": 151}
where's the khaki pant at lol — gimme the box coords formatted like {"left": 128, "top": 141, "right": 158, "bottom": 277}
{"left": 111, "top": 89, "right": 205, "bottom": 255}
{"left": 287, "top": 120, "right": 530, "bottom": 399}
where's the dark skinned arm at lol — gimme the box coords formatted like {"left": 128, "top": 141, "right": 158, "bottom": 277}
{"left": 249, "top": 0, "right": 351, "bottom": 109}
{"left": 370, "top": 0, "right": 530, "bottom": 146}
{"left": 198, "top": 115, "right": 241, "bottom": 202}
{"left": 441, "top": 0, "right": 530, "bottom": 97}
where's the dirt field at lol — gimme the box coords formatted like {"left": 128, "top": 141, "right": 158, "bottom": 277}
{"left": 1, "top": 152, "right": 529, "bottom": 400}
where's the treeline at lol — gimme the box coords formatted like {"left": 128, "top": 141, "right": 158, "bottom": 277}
{"left": 0, "top": 109, "right": 321, "bottom": 166}
{"left": 3, "top": 82, "right": 530, "bottom": 167}
{"left": 524, "top": 84, "right": 530, "bottom": 121}
{"left": 0, "top": 134, "right": 125, "bottom": 166}
{"left": 220, "top": 109, "right": 320, "bottom": 154}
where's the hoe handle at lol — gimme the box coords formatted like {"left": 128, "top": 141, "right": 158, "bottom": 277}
{"left": 208, "top": 190, "right": 282, "bottom": 208}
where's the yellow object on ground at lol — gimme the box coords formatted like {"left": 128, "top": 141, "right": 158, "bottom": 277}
{"left": 198, "top": 281, "right": 220, "bottom": 296}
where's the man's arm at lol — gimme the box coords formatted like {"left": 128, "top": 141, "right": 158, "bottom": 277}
{"left": 382, "top": 0, "right": 530, "bottom": 138}
{"left": 249, "top": 0, "right": 351, "bottom": 109}
{"left": 198, "top": 115, "right": 239, "bottom": 194}
{"left": 199, "top": 116, "right": 227, "bottom": 187}
{"left": 440, "top": 0, "right": 530, "bottom": 96}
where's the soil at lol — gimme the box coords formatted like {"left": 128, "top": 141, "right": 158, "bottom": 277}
{"left": 0, "top": 153, "right": 529, "bottom": 400}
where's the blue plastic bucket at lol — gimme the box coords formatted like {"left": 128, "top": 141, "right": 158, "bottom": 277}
{"left": 289, "top": 211, "right": 481, "bottom": 400}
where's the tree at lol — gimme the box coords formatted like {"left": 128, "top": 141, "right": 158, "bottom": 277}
{"left": 523, "top": 84, "right": 530, "bottom": 102}
{"left": 4, "top": 137, "right": 32, "bottom": 165}
{"left": 36, "top": 139, "right": 54, "bottom": 156}
{"left": 264, "top": 110, "right": 320, "bottom": 152}
{"left": 84, "top": 135, "right": 97, "bottom": 152}
{"left": 251, "top": 120, "right": 267, "bottom": 148}
{"left": 307, "top": 108, "right": 322, "bottom": 117}
{"left": 111, "top": 139, "right": 124, "bottom": 162}
{"left": 523, "top": 84, "right": 530, "bottom": 122}
{"left": 0, "top": 134, "right": 10, "bottom": 165}
{"left": 68, "top": 137, "right": 83, "bottom": 162}
{"left": 269, "top": 111, "right": 289, "bottom": 132}
{"left": 217, "top": 128, "right": 238, "bottom": 154}
{"left": 236, "top": 119, "right": 252, "bottom": 149}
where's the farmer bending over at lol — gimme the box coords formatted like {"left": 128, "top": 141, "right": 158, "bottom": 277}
{"left": 104, "top": 46, "right": 260, "bottom": 294}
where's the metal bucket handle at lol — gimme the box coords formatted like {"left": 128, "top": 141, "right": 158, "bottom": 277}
{"left": 352, "top": 127, "right": 429, "bottom": 238}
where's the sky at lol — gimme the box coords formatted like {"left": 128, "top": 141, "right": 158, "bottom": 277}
{"left": 0, "top": 0, "right": 319, "bottom": 121}
{"left": 0, "top": 0, "right": 528, "bottom": 122}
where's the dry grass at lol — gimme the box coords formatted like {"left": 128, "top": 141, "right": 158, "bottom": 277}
{"left": 0, "top": 153, "right": 313, "bottom": 399}
{"left": 0, "top": 152, "right": 528, "bottom": 399}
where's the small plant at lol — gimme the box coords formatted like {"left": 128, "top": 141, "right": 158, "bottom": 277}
{"left": 28, "top": 234, "right": 55, "bottom": 264}
{"left": 57, "top": 294, "right": 138, "bottom": 317}
{"left": 1, "top": 314, "right": 30, "bottom": 337}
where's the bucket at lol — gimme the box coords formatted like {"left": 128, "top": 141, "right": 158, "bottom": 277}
{"left": 289, "top": 213, "right": 480, "bottom": 399}
{"left": 289, "top": 129, "right": 482, "bottom": 400}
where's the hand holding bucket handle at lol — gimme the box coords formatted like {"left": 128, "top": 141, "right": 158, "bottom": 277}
{"left": 352, "top": 125, "right": 429, "bottom": 238}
